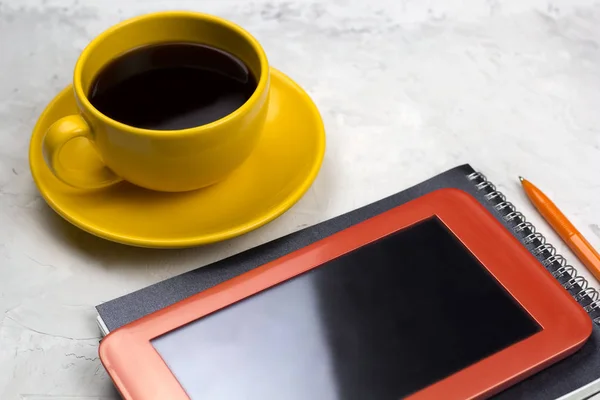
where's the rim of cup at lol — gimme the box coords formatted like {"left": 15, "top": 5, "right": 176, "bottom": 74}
{"left": 73, "top": 11, "right": 270, "bottom": 137}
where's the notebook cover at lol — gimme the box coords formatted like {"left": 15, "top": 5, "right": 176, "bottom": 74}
{"left": 96, "top": 164, "right": 600, "bottom": 399}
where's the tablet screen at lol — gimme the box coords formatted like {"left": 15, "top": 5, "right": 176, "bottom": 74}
{"left": 152, "top": 217, "right": 540, "bottom": 400}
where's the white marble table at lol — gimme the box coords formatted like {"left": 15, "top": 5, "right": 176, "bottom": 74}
{"left": 1, "top": 0, "right": 600, "bottom": 398}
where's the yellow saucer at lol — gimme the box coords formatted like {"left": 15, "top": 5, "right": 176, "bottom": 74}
{"left": 29, "top": 68, "right": 325, "bottom": 248}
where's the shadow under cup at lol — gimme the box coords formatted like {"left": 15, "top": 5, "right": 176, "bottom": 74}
{"left": 74, "top": 12, "right": 270, "bottom": 192}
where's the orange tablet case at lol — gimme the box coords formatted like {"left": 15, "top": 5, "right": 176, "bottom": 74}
{"left": 99, "top": 189, "right": 592, "bottom": 400}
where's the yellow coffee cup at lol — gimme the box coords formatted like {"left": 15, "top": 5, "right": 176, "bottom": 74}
{"left": 43, "top": 11, "right": 270, "bottom": 192}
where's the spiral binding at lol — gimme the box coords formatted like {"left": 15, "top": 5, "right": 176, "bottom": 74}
{"left": 467, "top": 171, "right": 600, "bottom": 324}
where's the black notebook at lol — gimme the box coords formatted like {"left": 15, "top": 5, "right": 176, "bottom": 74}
{"left": 96, "top": 164, "right": 600, "bottom": 399}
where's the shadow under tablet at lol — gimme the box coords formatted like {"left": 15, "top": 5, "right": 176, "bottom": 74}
{"left": 152, "top": 217, "right": 540, "bottom": 399}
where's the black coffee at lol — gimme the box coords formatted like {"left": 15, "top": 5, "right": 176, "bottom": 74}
{"left": 89, "top": 42, "right": 257, "bottom": 130}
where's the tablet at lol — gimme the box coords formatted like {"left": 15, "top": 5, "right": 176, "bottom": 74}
{"left": 99, "top": 189, "right": 592, "bottom": 400}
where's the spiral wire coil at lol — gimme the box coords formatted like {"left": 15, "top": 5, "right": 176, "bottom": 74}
{"left": 467, "top": 171, "right": 600, "bottom": 324}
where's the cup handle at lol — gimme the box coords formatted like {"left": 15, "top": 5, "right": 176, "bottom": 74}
{"left": 42, "top": 115, "right": 123, "bottom": 189}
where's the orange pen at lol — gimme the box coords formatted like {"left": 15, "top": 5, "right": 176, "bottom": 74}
{"left": 519, "top": 177, "right": 600, "bottom": 282}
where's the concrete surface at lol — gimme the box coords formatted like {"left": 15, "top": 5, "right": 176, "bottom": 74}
{"left": 1, "top": 0, "right": 600, "bottom": 398}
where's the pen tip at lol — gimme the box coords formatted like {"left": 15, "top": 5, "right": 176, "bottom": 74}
{"left": 518, "top": 176, "right": 524, "bottom": 182}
